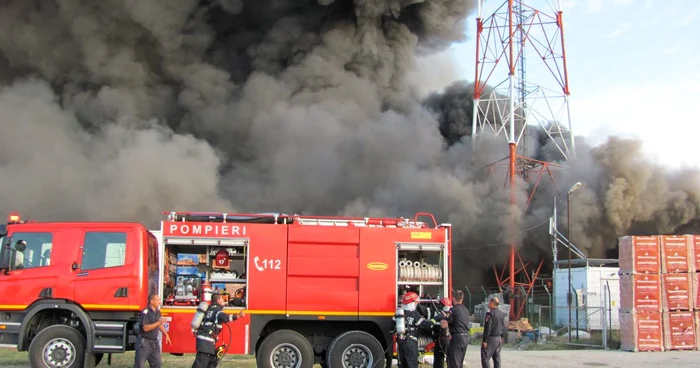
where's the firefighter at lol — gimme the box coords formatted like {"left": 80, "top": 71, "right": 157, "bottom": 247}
{"left": 192, "top": 292, "right": 245, "bottom": 368}
{"left": 445, "top": 290, "right": 470, "bottom": 368}
{"left": 396, "top": 292, "right": 433, "bottom": 368}
{"left": 12, "top": 240, "right": 26, "bottom": 270}
{"left": 134, "top": 293, "right": 171, "bottom": 368}
{"left": 431, "top": 297, "right": 452, "bottom": 368}
{"left": 480, "top": 297, "right": 506, "bottom": 368}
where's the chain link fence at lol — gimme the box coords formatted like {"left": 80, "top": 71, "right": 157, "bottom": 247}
{"left": 465, "top": 284, "right": 616, "bottom": 350}
{"left": 534, "top": 305, "right": 610, "bottom": 348}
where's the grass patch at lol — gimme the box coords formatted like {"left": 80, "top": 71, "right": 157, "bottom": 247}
{"left": 0, "top": 348, "right": 258, "bottom": 368}
{"left": 0, "top": 347, "right": 442, "bottom": 367}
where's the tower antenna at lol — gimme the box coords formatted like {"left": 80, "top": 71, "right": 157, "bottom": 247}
{"left": 472, "top": 0, "right": 575, "bottom": 321}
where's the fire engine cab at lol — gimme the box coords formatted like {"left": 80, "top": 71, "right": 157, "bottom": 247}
{"left": 0, "top": 212, "right": 158, "bottom": 367}
{"left": 0, "top": 210, "right": 452, "bottom": 368}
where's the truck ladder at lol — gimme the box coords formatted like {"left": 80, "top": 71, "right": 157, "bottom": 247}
{"left": 163, "top": 211, "right": 432, "bottom": 228}
{"left": 294, "top": 216, "right": 424, "bottom": 228}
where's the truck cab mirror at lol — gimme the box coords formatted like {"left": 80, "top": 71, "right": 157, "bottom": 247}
{"left": 0, "top": 248, "right": 9, "bottom": 272}
{"left": 71, "top": 262, "right": 79, "bottom": 270}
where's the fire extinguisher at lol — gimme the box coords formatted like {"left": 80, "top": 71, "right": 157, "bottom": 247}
{"left": 202, "top": 281, "right": 212, "bottom": 303}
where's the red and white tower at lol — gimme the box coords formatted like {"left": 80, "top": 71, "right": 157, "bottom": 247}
{"left": 472, "top": 0, "right": 575, "bottom": 320}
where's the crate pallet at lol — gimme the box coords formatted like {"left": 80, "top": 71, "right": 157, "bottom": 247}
{"left": 660, "top": 235, "right": 693, "bottom": 273}
{"left": 619, "top": 235, "right": 661, "bottom": 274}
{"left": 620, "top": 310, "right": 664, "bottom": 352}
{"left": 620, "top": 273, "right": 662, "bottom": 312}
{"left": 662, "top": 273, "right": 696, "bottom": 311}
{"left": 618, "top": 234, "right": 700, "bottom": 353}
{"left": 663, "top": 311, "right": 696, "bottom": 351}
{"left": 507, "top": 318, "right": 533, "bottom": 332}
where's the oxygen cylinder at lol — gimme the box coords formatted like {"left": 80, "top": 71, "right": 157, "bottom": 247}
{"left": 395, "top": 307, "right": 406, "bottom": 335}
{"left": 190, "top": 301, "right": 209, "bottom": 332}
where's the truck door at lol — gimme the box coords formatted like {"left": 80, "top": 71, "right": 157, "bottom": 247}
{"left": 0, "top": 228, "right": 59, "bottom": 308}
{"left": 72, "top": 228, "right": 140, "bottom": 310}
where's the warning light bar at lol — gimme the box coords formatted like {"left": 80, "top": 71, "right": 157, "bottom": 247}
{"left": 7, "top": 212, "right": 22, "bottom": 224}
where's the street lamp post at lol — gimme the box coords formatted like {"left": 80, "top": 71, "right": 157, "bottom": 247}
{"left": 567, "top": 181, "right": 582, "bottom": 343}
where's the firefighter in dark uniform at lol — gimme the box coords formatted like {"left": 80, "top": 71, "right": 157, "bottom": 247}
{"left": 395, "top": 292, "right": 433, "bottom": 368}
{"left": 134, "top": 294, "right": 171, "bottom": 368}
{"left": 431, "top": 297, "right": 453, "bottom": 368}
{"left": 481, "top": 297, "right": 506, "bottom": 368}
{"left": 192, "top": 293, "right": 245, "bottom": 368}
{"left": 444, "top": 290, "right": 470, "bottom": 368}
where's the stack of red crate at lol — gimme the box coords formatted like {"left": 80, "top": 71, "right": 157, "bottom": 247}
{"left": 659, "top": 235, "right": 696, "bottom": 351}
{"left": 618, "top": 235, "right": 664, "bottom": 352}
{"left": 618, "top": 234, "right": 700, "bottom": 352}
{"left": 694, "top": 235, "right": 700, "bottom": 350}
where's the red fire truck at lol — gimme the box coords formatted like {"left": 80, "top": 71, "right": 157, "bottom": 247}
{"left": 0, "top": 210, "right": 452, "bottom": 368}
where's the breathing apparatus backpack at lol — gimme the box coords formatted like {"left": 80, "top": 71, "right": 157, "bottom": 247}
{"left": 190, "top": 301, "right": 209, "bottom": 333}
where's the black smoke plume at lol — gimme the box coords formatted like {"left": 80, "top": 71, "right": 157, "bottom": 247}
{"left": 1, "top": 0, "right": 698, "bottom": 288}
{"left": 424, "top": 82, "right": 700, "bottom": 283}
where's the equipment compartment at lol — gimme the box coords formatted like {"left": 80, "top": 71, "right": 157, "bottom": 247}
{"left": 396, "top": 242, "right": 448, "bottom": 300}
{"left": 162, "top": 242, "right": 248, "bottom": 308}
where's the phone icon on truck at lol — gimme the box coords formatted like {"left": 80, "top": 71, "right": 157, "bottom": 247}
{"left": 253, "top": 256, "right": 281, "bottom": 271}
{"left": 254, "top": 256, "right": 264, "bottom": 272}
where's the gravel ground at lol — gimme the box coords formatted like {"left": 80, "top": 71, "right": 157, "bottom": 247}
{"left": 467, "top": 347, "right": 700, "bottom": 367}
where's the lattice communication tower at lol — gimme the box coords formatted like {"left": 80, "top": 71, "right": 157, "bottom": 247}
{"left": 471, "top": 0, "right": 576, "bottom": 320}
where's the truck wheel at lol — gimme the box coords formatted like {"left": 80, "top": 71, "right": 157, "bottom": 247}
{"left": 256, "top": 329, "right": 314, "bottom": 368}
{"left": 326, "top": 331, "right": 385, "bottom": 368}
{"left": 28, "top": 325, "right": 86, "bottom": 368}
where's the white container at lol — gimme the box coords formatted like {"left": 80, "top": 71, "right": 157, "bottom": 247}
{"left": 554, "top": 266, "right": 620, "bottom": 330}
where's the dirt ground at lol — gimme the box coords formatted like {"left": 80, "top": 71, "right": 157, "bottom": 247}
{"left": 3, "top": 347, "right": 700, "bottom": 367}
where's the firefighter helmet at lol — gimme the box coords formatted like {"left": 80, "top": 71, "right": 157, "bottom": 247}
{"left": 401, "top": 292, "right": 419, "bottom": 311}
{"left": 439, "top": 297, "right": 452, "bottom": 312}
{"left": 14, "top": 240, "right": 27, "bottom": 252}
{"left": 402, "top": 292, "right": 419, "bottom": 304}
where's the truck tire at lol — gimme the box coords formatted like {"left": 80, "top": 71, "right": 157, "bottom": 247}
{"left": 326, "top": 331, "right": 385, "bottom": 368}
{"left": 256, "top": 329, "right": 314, "bottom": 368}
{"left": 28, "top": 325, "right": 86, "bottom": 368}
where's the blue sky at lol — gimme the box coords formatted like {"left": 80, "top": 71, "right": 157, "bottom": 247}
{"left": 412, "top": 0, "right": 700, "bottom": 169}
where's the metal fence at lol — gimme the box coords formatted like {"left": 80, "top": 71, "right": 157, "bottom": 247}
{"left": 534, "top": 305, "right": 609, "bottom": 349}
{"left": 465, "top": 284, "right": 615, "bottom": 350}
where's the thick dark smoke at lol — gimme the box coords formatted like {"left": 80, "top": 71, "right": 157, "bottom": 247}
{"left": 1, "top": 0, "right": 698, "bottom": 289}
{"left": 424, "top": 82, "right": 700, "bottom": 277}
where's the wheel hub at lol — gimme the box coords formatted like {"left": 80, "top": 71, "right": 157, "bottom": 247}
{"left": 271, "top": 344, "right": 301, "bottom": 368}
{"left": 343, "top": 344, "right": 372, "bottom": 368}
{"left": 43, "top": 338, "right": 76, "bottom": 367}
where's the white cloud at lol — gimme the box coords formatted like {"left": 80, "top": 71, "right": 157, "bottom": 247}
{"left": 570, "top": 80, "right": 700, "bottom": 169}
{"left": 587, "top": 0, "right": 603, "bottom": 13}
{"left": 606, "top": 22, "right": 631, "bottom": 38}
{"left": 680, "top": 4, "right": 700, "bottom": 27}
{"left": 613, "top": 0, "right": 633, "bottom": 5}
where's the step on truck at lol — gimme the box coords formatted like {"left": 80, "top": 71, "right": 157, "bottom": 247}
{"left": 0, "top": 210, "right": 452, "bottom": 368}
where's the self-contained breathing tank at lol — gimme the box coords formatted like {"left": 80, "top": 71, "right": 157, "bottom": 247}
{"left": 394, "top": 307, "right": 406, "bottom": 335}
{"left": 190, "top": 301, "right": 209, "bottom": 333}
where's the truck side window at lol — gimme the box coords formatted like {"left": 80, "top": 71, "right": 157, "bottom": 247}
{"left": 8, "top": 232, "right": 53, "bottom": 270}
{"left": 81, "top": 232, "right": 127, "bottom": 270}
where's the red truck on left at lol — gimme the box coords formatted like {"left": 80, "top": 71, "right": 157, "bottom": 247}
{"left": 0, "top": 212, "right": 160, "bottom": 367}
